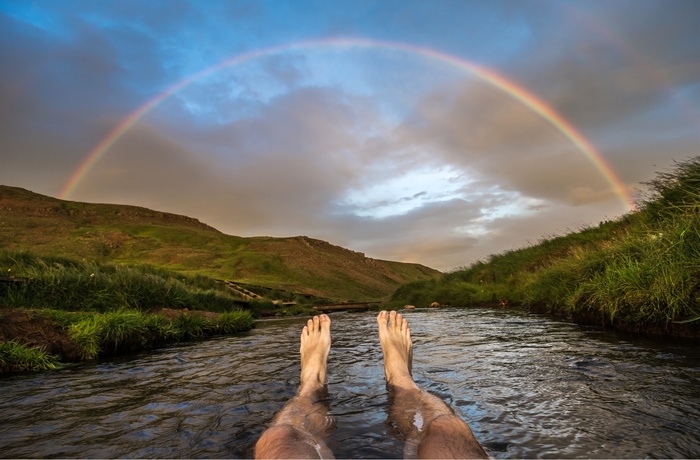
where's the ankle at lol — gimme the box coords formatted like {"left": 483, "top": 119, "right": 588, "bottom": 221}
{"left": 386, "top": 376, "right": 419, "bottom": 392}
{"left": 298, "top": 380, "right": 326, "bottom": 397}
{"left": 386, "top": 372, "right": 417, "bottom": 390}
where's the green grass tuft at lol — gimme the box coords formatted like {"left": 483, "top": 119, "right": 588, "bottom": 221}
{"left": 213, "top": 310, "right": 255, "bottom": 334}
{"left": 67, "top": 316, "right": 105, "bottom": 360}
{"left": 172, "top": 313, "right": 209, "bottom": 340}
{"left": 101, "top": 310, "right": 147, "bottom": 352}
{"left": 0, "top": 340, "right": 59, "bottom": 373}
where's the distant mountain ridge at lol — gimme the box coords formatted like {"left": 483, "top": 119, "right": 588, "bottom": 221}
{"left": 0, "top": 185, "right": 440, "bottom": 300}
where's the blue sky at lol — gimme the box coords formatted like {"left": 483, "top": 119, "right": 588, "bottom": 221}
{"left": 1, "top": 0, "right": 699, "bottom": 270}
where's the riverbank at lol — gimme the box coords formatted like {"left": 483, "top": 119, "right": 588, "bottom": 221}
{"left": 525, "top": 303, "right": 700, "bottom": 340}
{"left": 0, "top": 307, "right": 254, "bottom": 375}
{"left": 0, "top": 251, "right": 263, "bottom": 374}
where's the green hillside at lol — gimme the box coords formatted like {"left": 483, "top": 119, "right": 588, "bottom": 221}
{"left": 387, "top": 157, "right": 700, "bottom": 338}
{"left": 0, "top": 186, "right": 439, "bottom": 301}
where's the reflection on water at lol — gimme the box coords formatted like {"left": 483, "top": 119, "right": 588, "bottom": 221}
{"left": 1, "top": 309, "right": 699, "bottom": 458}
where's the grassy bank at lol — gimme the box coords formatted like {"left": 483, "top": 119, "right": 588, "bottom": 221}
{"left": 0, "top": 308, "right": 255, "bottom": 374}
{"left": 0, "top": 254, "right": 260, "bottom": 374}
{"left": 49, "top": 308, "right": 254, "bottom": 360}
{"left": 388, "top": 157, "right": 700, "bottom": 337}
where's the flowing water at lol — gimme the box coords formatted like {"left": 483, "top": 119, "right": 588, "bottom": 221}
{"left": 1, "top": 308, "right": 699, "bottom": 458}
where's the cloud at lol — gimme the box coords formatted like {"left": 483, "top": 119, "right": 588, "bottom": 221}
{"left": 320, "top": 198, "right": 485, "bottom": 269}
{"left": 74, "top": 85, "right": 389, "bottom": 230}
{"left": 502, "top": 1, "right": 700, "bottom": 132}
{"left": 0, "top": 8, "right": 169, "bottom": 192}
{"left": 395, "top": 80, "right": 619, "bottom": 207}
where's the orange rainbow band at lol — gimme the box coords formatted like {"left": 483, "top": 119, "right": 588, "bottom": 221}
{"left": 59, "top": 38, "right": 634, "bottom": 211}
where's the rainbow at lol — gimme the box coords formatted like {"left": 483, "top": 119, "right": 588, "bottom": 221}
{"left": 58, "top": 37, "right": 634, "bottom": 210}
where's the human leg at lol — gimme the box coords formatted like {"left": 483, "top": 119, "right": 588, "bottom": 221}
{"left": 377, "top": 310, "right": 488, "bottom": 459}
{"left": 255, "top": 315, "right": 335, "bottom": 459}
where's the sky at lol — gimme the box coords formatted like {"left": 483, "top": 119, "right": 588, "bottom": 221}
{"left": 1, "top": 0, "right": 699, "bottom": 271}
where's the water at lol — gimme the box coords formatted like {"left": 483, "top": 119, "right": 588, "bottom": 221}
{"left": 1, "top": 308, "right": 698, "bottom": 458}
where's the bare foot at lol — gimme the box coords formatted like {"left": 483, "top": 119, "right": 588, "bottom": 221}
{"left": 377, "top": 310, "right": 418, "bottom": 390}
{"left": 299, "top": 314, "right": 331, "bottom": 393}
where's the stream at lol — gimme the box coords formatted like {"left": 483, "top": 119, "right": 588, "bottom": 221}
{"left": 1, "top": 308, "right": 698, "bottom": 458}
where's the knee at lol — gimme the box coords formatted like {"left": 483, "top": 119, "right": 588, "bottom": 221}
{"left": 255, "top": 425, "right": 321, "bottom": 459}
{"left": 417, "top": 415, "right": 487, "bottom": 459}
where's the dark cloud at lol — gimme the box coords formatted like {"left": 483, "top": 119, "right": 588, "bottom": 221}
{"left": 0, "top": 7, "right": 167, "bottom": 186}
{"left": 504, "top": 1, "right": 700, "bottom": 132}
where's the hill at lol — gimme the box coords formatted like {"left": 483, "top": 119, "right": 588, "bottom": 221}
{"left": 0, "top": 186, "right": 439, "bottom": 300}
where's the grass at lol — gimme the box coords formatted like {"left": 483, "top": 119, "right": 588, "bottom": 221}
{"left": 388, "top": 157, "right": 700, "bottom": 334}
{"left": 0, "top": 253, "right": 246, "bottom": 313}
{"left": 0, "top": 340, "right": 58, "bottom": 373}
{"left": 102, "top": 310, "right": 147, "bottom": 352}
{"left": 39, "top": 308, "right": 255, "bottom": 362}
{"left": 214, "top": 310, "right": 256, "bottom": 334}
{"left": 144, "top": 314, "right": 177, "bottom": 341}
{"left": 172, "top": 313, "right": 209, "bottom": 340}
{"left": 68, "top": 316, "right": 104, "bottom": 360}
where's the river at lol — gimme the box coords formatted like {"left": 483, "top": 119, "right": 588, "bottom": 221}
{"left": 1, "top": 308, "right": 698, "bottom": 458}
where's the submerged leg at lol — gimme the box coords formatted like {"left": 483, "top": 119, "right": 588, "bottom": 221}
{"left": 255, "top": 315, "right": 335, "bottom": 459}
{"left": 377, "top": 310, "right": 488, "bottom": 459}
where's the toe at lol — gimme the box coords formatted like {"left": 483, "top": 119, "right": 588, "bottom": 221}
{"left": 396, "top": 313, "right": 404, "bottom": 329}
{"left": 377, "top": 310, "right": 388, "bottom": 328}
{"left": 389, "top": 311, "right": 399, "bottom": 330}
